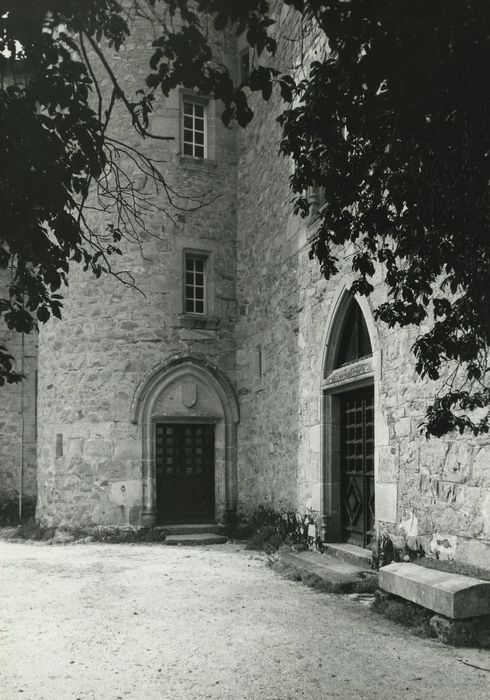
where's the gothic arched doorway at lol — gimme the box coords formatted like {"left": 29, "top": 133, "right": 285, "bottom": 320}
{"left": 321, "top": 290, "right": 378, "bottom": 549}
{"left": 130, "top": 356, "right": 239, "bottom": 526}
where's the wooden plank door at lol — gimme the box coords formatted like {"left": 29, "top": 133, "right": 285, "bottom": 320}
{"left": 340, "top": 388, "right": 375, "bottom": 548}
{"left": 155, "top": 423, "right": 215, "bottom": 524}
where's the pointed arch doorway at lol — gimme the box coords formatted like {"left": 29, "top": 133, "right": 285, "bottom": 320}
{"left": 130, "top": 356, "right": 239, "bottom": 526}
{"left": 321, "top": 291, "right": 378, "bottom": 549}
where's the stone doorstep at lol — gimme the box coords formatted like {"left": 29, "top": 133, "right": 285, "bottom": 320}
{"left": 164, "top": 533, "right": 228, "bottom": 546}
{"left": 279, "top": 550, "right": 375, "bottom": 587}
{"left": 323, "top": 542, "right": 373, "bottom": 569}
{"left": 156, "top": 523, "right": 225, "bottom": 536}
{"left": 379, "top": 562, "right": 490, "bottom": 620}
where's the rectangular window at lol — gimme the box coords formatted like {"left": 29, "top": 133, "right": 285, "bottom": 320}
{"left": 184, "top": 254, "right": 206, "bottom": 314}
{"left": 182, "top": 99, "right": 207, "bottom": 159}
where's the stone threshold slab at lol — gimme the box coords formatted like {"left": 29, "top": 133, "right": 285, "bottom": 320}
{"left": 323, "top": 542, "right": 372, "bottom": 568}
{"left": 279, "top": 550, "right": 374, "bottom": 586}
{"left": 165, "top": 533, "right": 227, "bottom": 546}
{"left": 157, "top": 524, "right": 224, "bottom": 536}
{"left": 379, "top": 562, "right": 490, "bottom": 620}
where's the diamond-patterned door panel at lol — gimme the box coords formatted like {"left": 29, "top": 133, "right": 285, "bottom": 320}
{"left": 345, "top": 478, "right": 363, "bottom": 526}
{"left": 340, "top": 387, "right": 375, "bottom": 548}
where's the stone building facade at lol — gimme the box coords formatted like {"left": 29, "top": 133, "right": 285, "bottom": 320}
{"left": 0, "top": 10, "right": 489, "bottom": 568}
{"left": 0, "top": 283, "right": 37, "bottom": 522}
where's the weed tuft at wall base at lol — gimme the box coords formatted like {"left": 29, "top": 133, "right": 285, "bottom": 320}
{"left": 242, "top": 505, "right": 319, "bottom": 553}
{"left": 372, "top": 532, "right": 425, "bottom": 570}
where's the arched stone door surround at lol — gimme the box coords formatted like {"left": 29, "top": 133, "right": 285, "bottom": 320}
{"left": 320, "top": 283, "right": 382, "bottom": 545}
{"left": 130, "top": 355, "right": 239, "bottom": 525}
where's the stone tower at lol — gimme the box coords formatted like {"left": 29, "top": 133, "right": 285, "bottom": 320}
{"left": 35, "top": 18, "right": 240, "bottom": 527}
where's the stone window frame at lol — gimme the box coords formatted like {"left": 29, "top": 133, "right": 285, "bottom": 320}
{"left": 173, "top": 239, "right": 220, "bottom": 330}
{"left": 183, "top": 251, "right": 208, "bottom": 315}
{"left": 179, "top": 90, "right": 216, "bottom": 162}
{"left": 319, "top": 283, "right": 385, "bottom": 544}
{"left": 181, "top": 247, "right": 213, "bottom": 319}
{"left": 181, "top": 97, "right": 207, "bottom": 158}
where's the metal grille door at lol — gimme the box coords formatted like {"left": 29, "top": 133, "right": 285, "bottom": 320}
{"left": 340, "top": 388, "right": 375, "bottom": 548}
{"left": 155, "top": 423, "right": 215, "bottom": 524}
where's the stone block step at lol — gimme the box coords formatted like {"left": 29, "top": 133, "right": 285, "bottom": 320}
{"left": 379, "top": 562, "right": 490, "bottom": 620}
{"left": 156, "top": 524, "right": 224, "bottom": 536}
{"left": 279, "top": 550, "right": 375, "bottom": 587}
{"left": 165, "top": 533, "right": 228, "bottom": 546}
{"left": 323, "top": 542, "right": 373, "bottom": 568}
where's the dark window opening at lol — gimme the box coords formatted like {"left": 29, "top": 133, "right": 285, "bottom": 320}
{"left": 334, "top": 299, "right": 372, "bottom": 368}
{"left": 239, "top": 47, "right": 250, "bottom": 84}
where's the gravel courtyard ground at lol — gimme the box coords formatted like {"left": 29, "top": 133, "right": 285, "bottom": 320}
{"left": 1, "top": 540, "right": 489, "bottom": 700}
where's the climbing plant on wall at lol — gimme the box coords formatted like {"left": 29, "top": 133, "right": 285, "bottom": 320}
{"left": 1, "top": 0, "right": 489, "bottom": 437}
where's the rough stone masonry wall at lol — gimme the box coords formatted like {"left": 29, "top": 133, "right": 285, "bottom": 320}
{"left": 0, "top": 273, "right": 38, "bottom": 522}
{"left": 235, "top": 5, "right": 490, "bottom": 568}
{"left": 36, "top": 16, "right": 239, "bottom": 527}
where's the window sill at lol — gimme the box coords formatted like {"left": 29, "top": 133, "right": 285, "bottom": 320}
{"left": 178, "top": 155, "right": 217, "bottom": 170}
{"left": 176, "top": 314, "right": 220, "bottom": 330}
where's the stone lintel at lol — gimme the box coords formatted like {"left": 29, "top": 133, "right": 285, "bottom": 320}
{"left": 379, "top": 562, "right": 490, "bottom": 619}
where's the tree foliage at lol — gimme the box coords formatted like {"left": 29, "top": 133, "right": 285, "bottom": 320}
{"left": 277, "top": 0, "right": 490, "bottom": 438}
{"left": 1, "top": 0, "right": 489, "bottom": 436}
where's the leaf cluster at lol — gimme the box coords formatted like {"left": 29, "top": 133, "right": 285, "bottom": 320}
{"left": 0, "top": 1, "right": 134, "bottom": 382}
{"left": 277, "top": 0, "right": 490, "bottom": 436}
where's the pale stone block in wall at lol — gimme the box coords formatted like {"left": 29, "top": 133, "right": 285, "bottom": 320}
{"left": 109, "top": 480, "right": 142, "bottom": 507}
{"left": 484, "top": 492, "right": 490, "bottom": 537}
{"left": 455, "top": 536, "right": 490, "bottom": 570}
{"left": 85, "top": 439, "right": 112, "bottom": 460}
{"left": 419, "top": 439, "right": 450, "bottom": 475}
{"left": 61, "top": 421, "right": 116, "bottom": 439}
{"left": 91, "top": 501, "right": 126, "bottom": 526}
{"left": 65, "top": 438, "right": 85, "bottom": 458}
{"left": 394, "top": 417, "right": 411, "bottom": 438}
{"left": 398, "top": 509, "right": 419, "bottom": 539}
{"left": 472, "top": 445, "right": 490, "bottom": 486}
{"left": 429, "top": 533, "right": 458, "bottom": 560}
{"left": 309, "top": 424, "right": 320, "bottom": 453}
{"left": 310, "top": 483, "right": 321, "bottom": 512}
{"left": 375, "top": 483, "right": 397, "bottom": 523}
{"left": 399, "top": 441, "right": 420, "bottom": 474}
{"left": 377, "top": 445, "right": 399, "bottom": 482}
{"left": 442, "top": 442, "right": 474, "bottom": 483}
{"left": 376, "top": 407, "right": 390, "bottom": 449}
{"left": 113, "top": 439, "right": 141, "bottom": 461}
{"left": 96, "top": 459, "right": 129, "bottom": 480}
